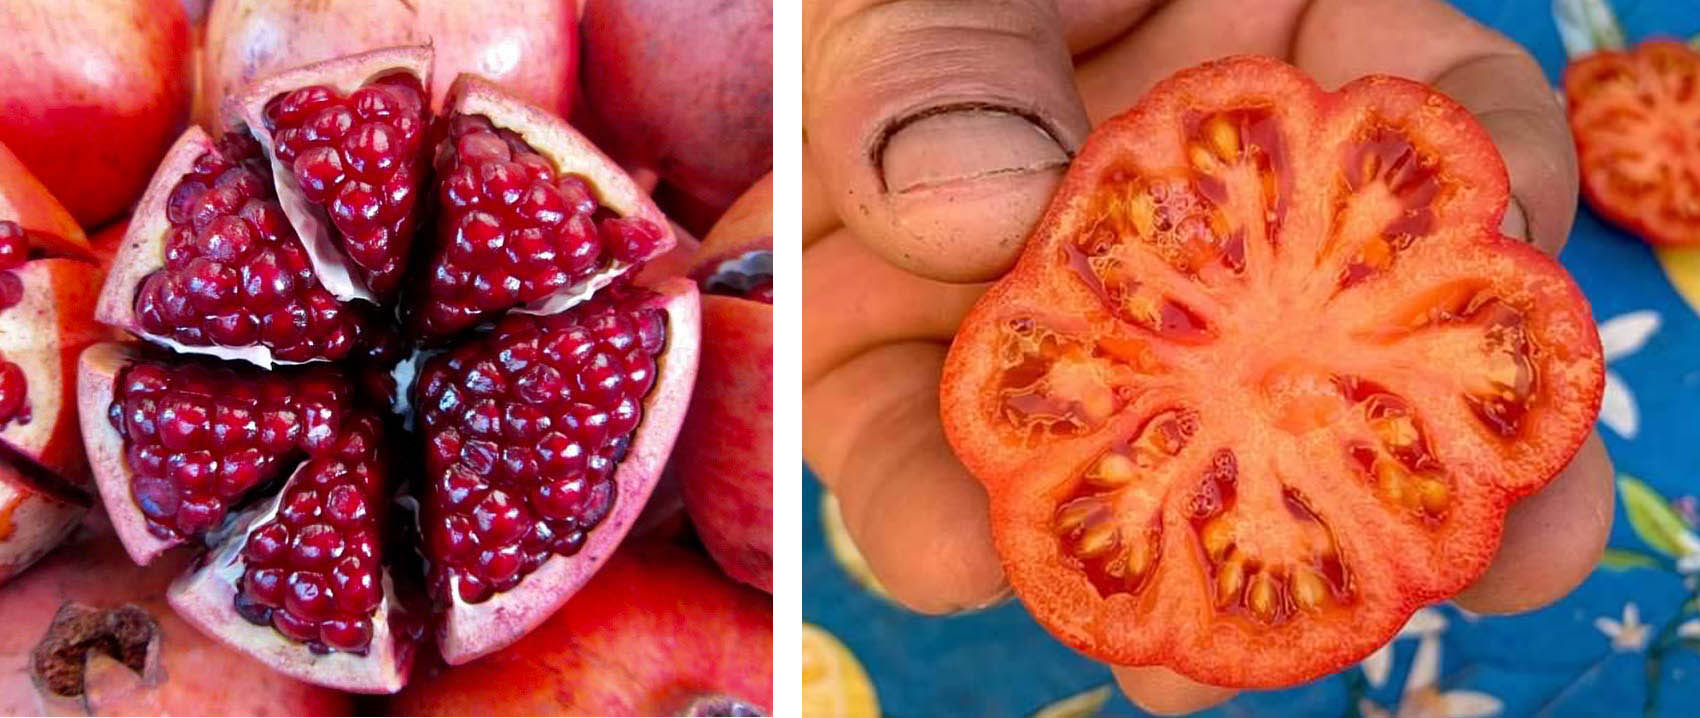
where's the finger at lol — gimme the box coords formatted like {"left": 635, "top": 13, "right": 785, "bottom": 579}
{"left": 1453, "top": 432, "right": 1614, "bottom": 614}
{"left": 1055, "top": 0, "right": 1155, "bottom": 56}
{"left": 803, "top": 0, "right": 1089, "bottom": 282}
{"left": 1072, "top": 0, "right": 1311, "bottom": 123}
{"left": 1111, "top": 665, "right": 1238, "bottom": 716}
{"left": 802, "top": 341, "right": 1009, "bottom": 614}
{"left": 803, "top": 144, "right": 840, "bottom": 247}
{"left": 802, "top": 228, "right": 986, "bottom": 386}
{"left": 1292, "top": 0, "right": 1577, "bottom": 254}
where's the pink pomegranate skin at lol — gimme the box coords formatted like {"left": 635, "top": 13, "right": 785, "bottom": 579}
{"left": 389, "top": 539, "right": 772, "bottom": 716}
{"left": 0, "top": 513, "right": 351, "bottom": 716}
{"left": 200, "top": 0, "right": 577, "bottom": 125}
{"left": 0, "top": 0, "right": 192, "bottom": 228}
{"left": 580, "top": 0, "right": 772, "bottom": 216}
{"left": 676, "top": 175, "right": 772, "bottom": 592}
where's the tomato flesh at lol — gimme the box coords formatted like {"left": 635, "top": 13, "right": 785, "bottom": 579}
{"left": 1566, "top": 40, "right": 1700, "bottom": 246}
{"left": 940, "top": 56, "right": 1603, "bottom": 688}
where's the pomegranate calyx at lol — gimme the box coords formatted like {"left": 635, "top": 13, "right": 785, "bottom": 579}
{"left": 30, "top": 602, "right": 161, "bottom": 708}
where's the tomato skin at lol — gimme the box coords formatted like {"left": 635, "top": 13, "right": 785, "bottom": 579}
{"left": 1565, "top": 40, "right": 1700, "bottom": 247}
{"left": 941, "top": 55, "right": 1603, "bottom": 688}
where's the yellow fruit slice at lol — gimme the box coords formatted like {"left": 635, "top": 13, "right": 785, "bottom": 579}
{"left": 802, "top": 623, "right": 880, "bottom": 718}
{"left": 1656, "top": 246, "right": 1700, "bottom": 320}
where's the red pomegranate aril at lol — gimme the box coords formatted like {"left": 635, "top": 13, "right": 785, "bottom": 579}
{"left": 263, "top": 75, "right": 427, "bottom": 300}
{"left": 0, "top": 272, "right": 23, "bottom": 312}
{"left": 418, "top": 287, "right": 667, "bottom": 605}
{"left": 0, "top": 360, "right": 27, "bottom": 424}
{"left": 0, "top": 222, "right": 27, "bottom": 270}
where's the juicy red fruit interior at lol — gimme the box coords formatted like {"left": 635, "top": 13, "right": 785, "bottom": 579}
{"left": 0, "top": 222, "right": 31, "bottom": 424}
{"left": 411, "top": 114, "right": 666, "bottom": 340}
{"left": 134, "top": 133, "right": 374, "bottom": 362}
{"left": 108, "top": 359, "right": 354, "bottom": 542}
{"left": 264, "top": 75, "right": 429, "bottom": 299}
{"left": 418, "top": 286, "right": 666, "bottom": 605}
{"left": 235, "top": 413, "right": 389, "bottom": 655}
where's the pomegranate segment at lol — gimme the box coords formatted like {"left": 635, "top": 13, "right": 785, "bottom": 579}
{"left": 409, "top": 75, "right": 675, "bottom": 341}
{"left": 232, "top": 412, "right": 389, "bottom": 656}
{"left": 98, "top": 127, "right": 380, "bottom": 367}
{"left": 237, "top": 46, "right": 433, "bottom": 302}
{"left": 167, "top": 454, "right": 416, "bottom": 694}
{"left": 103, "top": 353, "right": 354, "bottom": 544}
{"left": 431, "top": 277, "right": 700, "bottom": 665}
{"left": 940, "top": 56, "right": 1603, "bottom": 687}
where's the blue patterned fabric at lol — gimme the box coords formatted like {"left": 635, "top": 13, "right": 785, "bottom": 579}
{"left": 801, "top": 1, "right": 1700, "bottom": 715}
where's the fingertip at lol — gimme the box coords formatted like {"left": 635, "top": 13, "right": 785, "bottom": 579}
{"left": 1111, "top": 665, "right": 1238, "bottom": 716}
{"left": 1454, "top": 432, "right": 1613, "bottom": 614}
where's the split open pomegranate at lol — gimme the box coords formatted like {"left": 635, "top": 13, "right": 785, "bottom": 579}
{"left": 940, "top": 56, "right": 1603, "bottom": 688}
{"left": 0, "top": 142, "right": 106, "bottom": 586}
{"left": 77, "top": 47, "right": 697, "bottom": 692}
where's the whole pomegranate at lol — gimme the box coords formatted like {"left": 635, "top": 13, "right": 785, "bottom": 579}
{"left": 580, "top": 0, "right": 773, "bottom": 217}
{"left": 676, "top": 175, "right": 773, "bottom": 592}
{"left": 0, "top": 0, "right": 192, "bottom": 228}
{"left": 78, "top": 47, "right": 699, "bottom": 693}
{"left": 389, "top": 539, "right": 772, "bottom": 716}
{"left": 0, "top": 512, "right": 351, "bottom": 716}
{"left": 0, "top": 142, "right": 106, "bottom": 586}
{"left": 199, "top": 0, "right": 578, "bottom": 126}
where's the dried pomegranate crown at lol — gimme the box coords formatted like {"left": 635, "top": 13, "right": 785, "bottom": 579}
{"left": 941, "top": 55, "right": 1603, "bottom": 688}
{"left": 77, "top": 46, "right": 702, "bottom": 693}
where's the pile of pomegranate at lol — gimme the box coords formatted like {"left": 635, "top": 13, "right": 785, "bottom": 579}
{"left": 0, "top": 0, "right": 772, "bottom": 714}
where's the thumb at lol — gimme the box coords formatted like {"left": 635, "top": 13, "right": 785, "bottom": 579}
{"left": 803, "top": 0, "right": 1089, "bottom": 282}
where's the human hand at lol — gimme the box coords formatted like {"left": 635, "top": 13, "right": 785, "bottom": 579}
{"left": 802, "top": 0, "right": 1612, "bottom": 713}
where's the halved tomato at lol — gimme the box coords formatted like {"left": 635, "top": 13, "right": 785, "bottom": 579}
{"left": 1566, "top": 39, "right": 1700, "bottom": 246}
{"left": 940, "top": 56, "right": 1604, "bottom": 688}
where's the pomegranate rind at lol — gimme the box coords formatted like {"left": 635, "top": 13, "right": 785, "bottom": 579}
{"left": 77, "top": 343, "right": 182, "bottom": 566}
{"left": 0, "top": 260, "right": 106, "bottom": 484}
{"left": 0, "top": 142, "right": 91, "bottom": 259}
{"left": 442, "top": 74, "right": 676, "bottom": 318}
{"left": 0, "top": 469, "right": 86, "bottom": 585}
{"left": 166, "top": 462, "right": 412, "bottom": 694}
{"left": 435, "top": 277, "right": 701, "bottom": 665}
{"left": 678, "top": 294, "right": 772, "bottom": 592}
{"left": 939, "top": 56, "right": 1603, "bottom": 688}
{"left": 233, "top": 45, "right": 434, "bottom": 303}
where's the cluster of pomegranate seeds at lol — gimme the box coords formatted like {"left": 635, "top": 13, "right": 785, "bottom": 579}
{"left": 416, "top": 286, "right": 666, "bottom": 604}
{"left": 133, "top": 132, "right": 372, "bottom": 363}
{"left": 263, "top": 76, "right": 429, "bottom": 300}
{"left": 107, "top": 359, "right": 354, "bottom": 540}
{"left": 411, "top": 113, "right": 666, "bottom": 340}
{"left": 0, "top": 221, "right": 29, "bottom": 311}
{"left": 0, "top": 221, "right": 27, "bottom": 424}
{"left": 234, "top": 412, "right": 389, "bottom": 655}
